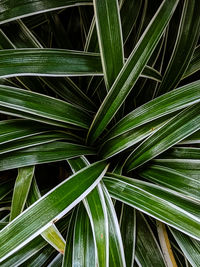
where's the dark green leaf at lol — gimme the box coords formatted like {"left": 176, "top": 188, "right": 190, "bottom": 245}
{"left": 0, "top": 132, "right": 77, "bottom": 155}
{"left": 140, "top": 165, "right": 200, "bottom": 202}
{"left": 157, "top": 0, "right": 200, "bottom": 95}
{"left": 0, "top": 85, "right": 91, "bottom": 129}
{"left": 10, "top": 166, "right": 35, "bottom": 221}
{"left": 120, "top": 204, "right": 136, "bottom": 267}
{"left": 0, "top": 49, "right": 102, "bottom": 78}
{"left": 135, "top": 212, "right": 165, "bottom": 267}
{"left": 170, "top": 228, "right": 200, "bottom": 267}
{"left": 0, "top": 1, "right": 92, "bottom": 24}
{"left": 106, "top": 80, "right": 200, "bottom": 140}
{"left": 72, "top": 203, "right": 95, "bottom": 266}
{"left": 68, "top": 157, "right": 109, "bottom": 267}
{"left": 104, "top": 174, "right": 200, "bottom": 240}
{"left": 102, "top": 184, "right": 126, "bottom": 267}
{"left": 0, "top": 141, "right": 94, "bottom": 171}
{"left": 183, "top": 45, "right": 200, "bottom": 79}
{"left": 87, "top": 0, "right": 179, "bottom": 143}
{"left": 125, "top": 103, "right": 200, "bottom": 171}
{"left": 100, "top": 115, "right": 170, "bottom": 159}
{"left": 93, "top": 0, "right": 124, "bottom": 89}
{"left": 0, "top": 161, "right": 108, "bottom": 262}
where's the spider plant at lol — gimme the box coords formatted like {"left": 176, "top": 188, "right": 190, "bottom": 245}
{"left": 0, "top": 0, "right": 200, "bottom": 266}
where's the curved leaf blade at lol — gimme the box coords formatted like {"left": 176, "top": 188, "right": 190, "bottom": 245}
{"left": 135, "top": 212, "right": 165, "bottom": 267}
{"left": 102, "top": 184, "right": 126, "bottom": 267}
{"left": 104, "top": 174, "right": 200, "bottom": 241}
{"left": 0, "top": 161, "right": 108, "bottom": 262}
{"left": 68, "top": 157, "right": 109, "bottom": 267}
{"left": 120, "top": 205, "right": 136, "bottom": 267}
{"left": 183, "top": 45, "right": 200, "bottom": 79}
{"left": 125, "top": 103, "right": 200, "bottom": 171}
{"left": 157, "top": 0, "right": 200, "bottom": 95}
{"left": 106, "top": 80, "right": 200, "bottom": 140}
{"left": 72, "top": 203, "right": 96, "bottom": 266}
{"left": 0, "top": 132, "right": 77, "bottom": 155}
{"left": 93, "top": 0, "right": 124, "bottom": 89}
{"left": 140, "top": 165, "right": 200, "bottom": 202}
{"left": 0, "top": 141, "right": 95, "bottom": 171}
{"left": 27, "top": 179, "right": 66, "bottom": 255}
{"left": 87, "top": 0, "right": 179, "bottom": 144}
{"left": 10, "top": 166, "right": 35, "bottom": 221}
{"left": 0, "top": 49, "right": 102, "bottom": 78}
{"left": 100, "top": 115, "right": 171, "bottom": 159}
{"left": 0, "top": 119, "right": 54, "bottom": 145}
{"left": 0, "top": 0, "right": 92, "bottom": 25}
{"left": 0, "top": 85, "right": 91, "bottom": 129}
{"left": 170, "top": 228, "right": 200, "bottom": 267}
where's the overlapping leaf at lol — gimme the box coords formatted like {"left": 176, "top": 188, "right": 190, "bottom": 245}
{"left": 104, "top": 173, "right": 200, "bottom": 240}
{"left": 0, "top": 0, "right": 92, "bottom": 24}
{"left": 0, "top": 85, "right": 91, "bottom": 129}
{"left": 125, "top": 103, "right": 200, "bottom": 171}
{"left": 87, "top": 0, "right": 179, "bottom": 144}
{"left": 0, "top": 161, "right": 108, "bottom": 262}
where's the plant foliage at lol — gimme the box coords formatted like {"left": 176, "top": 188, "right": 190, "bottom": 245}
{"left": 0, "top": 0, "right": 200, "bottom": 266}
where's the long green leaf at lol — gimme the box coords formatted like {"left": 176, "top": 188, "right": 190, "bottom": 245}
{"left": 0, "top": 85, "right": 91, "bottom": 129}
{"left": 10, "top": 166, "right": 35, "bottom": 221}
{"left": 104, "top": 174, "right": 200, "bottom": 240}
{"left": 183, "top": 45, "right": 200, "bottom": 79}
{"left": 87, "top": 0, "right": 179, "bottom": 144}
{"left": 125, "top": 103, "right": 200, "bottom": 171}
{"left": 72, "top": 203, "right": 96, "bottom": 266}
{"left": 0, "top": 161, "right": 108, "bottom": 262}
{"left": 157, "top": 0, "right": 200, "bottom": 95}
{"left": 120, "top": 0, "right": 142, "bottom": 44}
{"left": 153, "top": 147, "right": 200, "bottom": 170}
{"left": 0, "top": 233, "right": 47, "bottom": 267}
{"left": 135, "top": 212, "right": 165, "bottom": 267}
{"left": 62, "top": 209, "right": 77, "bottom": 267}
{"left": 170, "top": 228, "right": 200, "bottom": 267}
{"left": 83, "top": 186, "right": 109, "bottom": 267}
{"left": 161, "top": 147, "right": 200, "bottom": 160}
{"left": 0, "top": 49, "right": 102, "bottom": 78}
{"left": 102, "top": 184, "right": 126, "bottom": 267}
{"left": 0, "top": 1, "right": 92, "bottom": 24}
{"left": 68, "top": 157, "right": 109, "bottom": 267}
{"left": 0, "top": 119, "right": 52, "bottom": 145}
{"left": 105, "top": 80, "right": 200, "bottom": 140}
{"left": 0, "top": 132, "right": 77, "bottom": 155}
{"left": 173, "top": 169, "right": 200, "bottom": 181}
{"left": 179, "top": 130, "right": 200, "bottom": 144}
{"left": 100, "top": 115, "right": 171, "bottom": 159}
{"left": 0, "top": 46, "right": 161, "bottom": 83}
{"left": 84, "top": 20, "right": 162, "bottom": 84}
{"left": 93, "top": 0, "right": 124, "bottom": 89}
{"left": 0, "top": 141, "right": 94, "bottom": 171}
{"left": 153, "top": 158, "right": 200, "bottom": 171}
{"left": 120, "top": 204, "right": 136, "bottom": 267}
{"left": 0, "top": 20, "right": 97, "bottom": 111}
{"left": 27, "top": 178, "right": 66, "bottom": 255}
{"left": 85, "top": 0, "right": 142, "bottom": 51}
{"left": 140, "top": 165, "right": 200, "bottom": 202}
